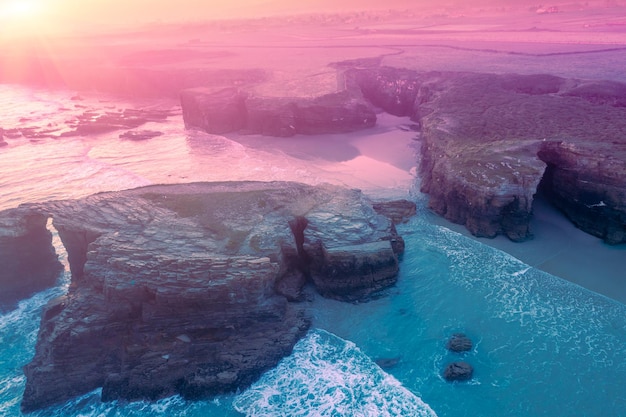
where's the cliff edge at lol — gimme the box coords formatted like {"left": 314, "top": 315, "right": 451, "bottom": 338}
{"left": 346, "top": 68, "right": 626, "bottom": 243}
{"left": 1, "top": 181, "right": 407, "bottom": 411}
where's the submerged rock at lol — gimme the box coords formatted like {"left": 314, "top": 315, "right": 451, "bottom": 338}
{"left": 443, "top": 361, "right": 474, "bottom": 382}
{"left": 446, "top": 333, "right": 473, "bottom": 353}
{"left": 119, "top": 129, "right": 164, "bottom": 141}
{"left": 2, "top": 181, "right": 405, "bottom": 411}
{"left": 374, "top": 356, "right": 401, "bottom": 370}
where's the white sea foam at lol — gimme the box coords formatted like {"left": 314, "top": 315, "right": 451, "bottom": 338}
{"left": 416, "top": 220, "right": 626, "bottom": 367}
{"left": 233, "top": 329, "right": 438, "bottom": 417}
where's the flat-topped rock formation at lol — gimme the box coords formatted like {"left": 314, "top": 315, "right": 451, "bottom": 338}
{"left": 344, "top": 67, "right": 626, "bottom": 244}
{"left": 180, "top": 88, "right": 376, "bottom": 137}
{"left": 0, "top": 181, "right": 406, "bottom": 411}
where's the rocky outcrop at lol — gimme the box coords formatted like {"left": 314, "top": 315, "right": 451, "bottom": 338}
{"left": 0, "top": 208, "right": 63, "bottom": 311}
{"left": 538, "top": 142, "right": 626, "bottom": 244}
{"left": 345, "top": 67, "right": 626, "bottom": 243}
{"left": 7, "top": 181, "right": 405, "bottom": 411}
{"left": 372, "top": 199, "right": 417, "bottom": 225}
{"left": 446, "top": 333, "right": 473, "bottom": 353}
{"left": 180, "top": 88, "right": 247, "bottom": 135}
{"left": 443, "top": 361, "right": 474, "bottom": 382}
{"left": 180, "top": 88, "right": 376, "bottom": 136}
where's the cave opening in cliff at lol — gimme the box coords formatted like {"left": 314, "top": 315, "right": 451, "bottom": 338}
{"left": 535, "top": 162, "right": 556, "bottom": 201}
{"left": 532, "top": 161, "right": 567, "bottom": 226}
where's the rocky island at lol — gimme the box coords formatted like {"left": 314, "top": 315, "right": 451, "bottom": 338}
{"left": 0, "top": 181, "right": 407, "bottom": 412}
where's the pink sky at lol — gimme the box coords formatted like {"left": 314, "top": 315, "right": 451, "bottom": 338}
{"left": 0, "top": 0, "right": 543, "bottom": 33}
{"left": 1, "top": 0, "right": 622, "bottom": 36}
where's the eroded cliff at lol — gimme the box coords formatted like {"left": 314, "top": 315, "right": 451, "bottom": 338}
{"left": 180, "top": 88, "right": 376, "bottom": 137}
{"left": 4, "top": 181, "right": 407, "bottom": 411}
{"left": 345, "top": 68, "right": 626, "bottom": 243}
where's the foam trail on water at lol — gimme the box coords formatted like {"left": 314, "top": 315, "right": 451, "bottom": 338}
{"left": 234, "top": 329, "right": 438, "bottom": 417}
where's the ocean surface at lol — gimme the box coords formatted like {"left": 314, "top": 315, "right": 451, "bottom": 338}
{"left": 1, "top": 84, "right": 625, "bottom": 416}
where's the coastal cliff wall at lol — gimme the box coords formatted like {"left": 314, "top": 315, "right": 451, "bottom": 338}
{"left": 343, "top": 68, "right": 626, "bottom": 243}
{"left": 180, "top": 88, "right": 376, "bottom": 137}
{"left": 177, "top": 66, "right": 626, "bottom": 243}
{"left": 0, "top": 181, "right": 410, "bottom": 412}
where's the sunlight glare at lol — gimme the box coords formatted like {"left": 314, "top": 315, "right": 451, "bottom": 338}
{"left": 0, "top": 0, "right": 52, "bottom": 37}
{"left": 1, "top": 0, "right": 40, "bottom": 19}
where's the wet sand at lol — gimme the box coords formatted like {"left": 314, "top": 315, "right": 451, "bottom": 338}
{"left": 428, "top": 199, "right": 626, "bottom": 305}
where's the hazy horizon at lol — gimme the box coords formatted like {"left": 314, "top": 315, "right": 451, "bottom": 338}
{"left": 2, "top": 0, "right": 625, "bottom": 36}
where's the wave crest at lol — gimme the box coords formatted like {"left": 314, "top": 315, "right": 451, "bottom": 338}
{"left": 234, "top": 328, "right": 437, "bottom": 417}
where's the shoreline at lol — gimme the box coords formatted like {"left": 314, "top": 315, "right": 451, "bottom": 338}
{"left": 426, "top": 197, "right": 626, "bottom": 305}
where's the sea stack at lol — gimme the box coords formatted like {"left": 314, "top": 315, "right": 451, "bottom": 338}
{"left": 0, "top": 181, "right": 407, "bottom": 411}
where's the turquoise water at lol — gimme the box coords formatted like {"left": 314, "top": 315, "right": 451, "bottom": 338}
{"left": 1, "top": 84, "right": 625, "bottom": 416}
{"left": 1, "top": 204, "right": 625, "bottom": 416}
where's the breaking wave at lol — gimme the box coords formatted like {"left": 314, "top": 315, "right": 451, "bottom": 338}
{"left": 234, "top": 328, "right": 437, "bottom": 417}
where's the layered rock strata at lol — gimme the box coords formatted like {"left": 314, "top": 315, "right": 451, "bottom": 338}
{"left": 344, "top": 67, "right": 626, "bottom": 243}
{"left": 4, "top": 181, "right": 406, "bottom": 411}
{"left": 180, "top": 88, "right": 376, "bottom": 136}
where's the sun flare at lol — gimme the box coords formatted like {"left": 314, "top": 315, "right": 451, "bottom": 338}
{"left": 1, "top": 0, "right": 40, "bottom": 18}
{"left": 0, "top": 0, "right": 53, "bottom": 37}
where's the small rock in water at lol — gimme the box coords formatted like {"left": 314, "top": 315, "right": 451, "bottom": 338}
{"left": 446, "top": 333, "right": 473, "bottom": 352}
{"left": 443, "top": 361, "right": 473, "bottom": 382}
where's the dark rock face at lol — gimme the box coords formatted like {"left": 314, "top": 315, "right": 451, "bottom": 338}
{"left": 345, "top": 67, "right": 626, "bottom": 243}
{"left": 293, "top": 90, "right": 377, "bottom": 135}
{"left": 443, "top": 361, "right": 474, "bottom": 382}
{"left": 244, "top": 96, "right": 298, "bottom": 137}
{"left": 372, "top": 199, "right": 417, "bottom": 225}
{"left": 5, "top": 181, "right": 404, "bottom": 411}
{"left": 180, "top": 88, "right": 376, "bottom": 136}
{"left": 0, "top": 127, "right": 6, "bottom": 146}
{"left": 446, "top": 333, "right": 473, "bottom": 353}
{"left": 180, "top": 88, "right": 248, "bottom": 134}
{"left": 0, "top": 208, "right": 63, "bottom": 311}
{"left": 538, "top": 142, "right": 626, "bottom": 244}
